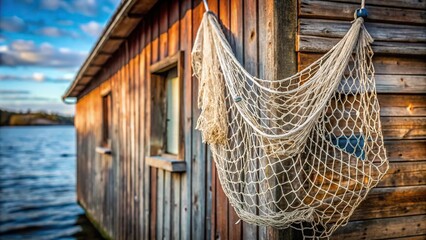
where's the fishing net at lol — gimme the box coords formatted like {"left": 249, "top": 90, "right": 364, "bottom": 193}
{"left": 192, "top": 9, "right": 388, "bottom": 239}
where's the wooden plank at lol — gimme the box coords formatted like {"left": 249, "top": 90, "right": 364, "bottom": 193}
{"left": 167, "top": 1, "right": 182, "bottom": 239}
{"left": 143, "top": 18, "right": 152, "bottom": 240}
{"left": 391, "top": 236, "right": 426, "bottom": 240}
{"left": 158, "top": 4, "right": 169, "bottom": 239}
{"left": 130, "top": 39, "right": 136, "bottom": 240}
{"left": 137, "top": 22, "right": 146, "bottom": 240}
{"left": 263, "top": 0, "right": 300, "bottom": 239}
{"left": 112, "top": 68, "right": 119, "bottom": 239}
{"left": 378, "top": 94, "right": 426, "bottom": 117}
{"left": 350, "top": 185, "right": 426, "bottom": 221}
{"left": 159, "top": 0, "right": 169, "bottom": 60}
{"left": 146, "top": 156, "right": 187, "bottom": 172}
{"left": 211, "top": 154, "right": 217, "bottom": 240}
{"left": 156, "top": 170, "right": 164, "bottom": 240}
{"left": 385, "top": 140, "right": 426, "bottom": 162}
{"left": 191, "top": 0, "right": 208, "bottom": 239}
{"left": 164, "top": 171, "right": 171, "bottom": 240}
{"left": 214, "top": 0, "right": 231, "bottom": 239}
{"left": 381, "top": 117, "right": 426, "bottom": 140}
{"left": 125, "top": 42, "right": 131, "bottom": 240}
{"left": 297, "top": 35, "right": 426, "bottom": 55}
{"left": 329, "top": 0, "right": 426, "bottom": 10}
{"left": 179, "top": 0, "right": 192, "bottom": 239}
{"left": 299, "top": 19, "right": 426, "bottom": 42}
{"left": 133, "top": 33, "right": 140, "bottom": 240}
{"left": 204, "top": 2, "right": 219, "bottom": 240}
{"left": 299, "top": 0, "right": 426, "bottom": 25}
{"left": 134, "top": 31, "right": 141, "bottom": 240}
{"left": 243, "top": 0, "right": 259, "bottom": 238}
{"left": 150, "top": 8, "right": 160, "bottom": 239}
{"left": 375, "top": 75, "right": 426, "bottom": 94}
{"left": 298, "top": 54, "right": 426, "bottom": 75}
{"left": 119, "top": 50, "right": 125, "bottom": 240}
{"left": 95, "top": 146, "right": 112, "bottom": 154}
{"left": 335, "top": 77, "right": 426, "bottom": 95}
{"left": 378, "top": 161, "right": 426, "bottom": 187}
{"left": 333, "top": 214, "right": 426, "bottom": 239}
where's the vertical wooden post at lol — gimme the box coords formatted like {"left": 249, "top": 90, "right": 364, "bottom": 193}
{"left": 258, "top": 0, "right": 298, "bottom": 239}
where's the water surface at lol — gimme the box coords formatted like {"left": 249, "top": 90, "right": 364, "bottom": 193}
{"left": 0, "top": 126, "right": 103, "bottom": 240}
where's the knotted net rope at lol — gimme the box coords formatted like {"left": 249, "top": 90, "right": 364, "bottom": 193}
{"left": 192, "top": 7, "right": 388, "bottom": 239}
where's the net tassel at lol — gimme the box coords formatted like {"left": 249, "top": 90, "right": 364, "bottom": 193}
{"left": 192, "top": 15, "right": 228, "bottom": 144}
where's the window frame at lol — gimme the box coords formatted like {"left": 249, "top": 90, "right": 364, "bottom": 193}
{"left": 96, "top": 87, "right": 112, "bottom": 155}
{"left": 146, "top": 51, "right": 185, "bottom": 172}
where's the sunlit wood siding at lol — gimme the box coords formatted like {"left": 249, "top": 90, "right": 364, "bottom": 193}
{"left": 296, "top": 0, "right": 426, "bottom": 239}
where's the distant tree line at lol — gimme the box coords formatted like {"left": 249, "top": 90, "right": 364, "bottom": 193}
{"left": 0, "top": 109, "right": 74, "bottom": 126}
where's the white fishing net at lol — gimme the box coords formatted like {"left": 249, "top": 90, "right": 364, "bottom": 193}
{"left": 192, "top": 10, "right": 388, "bottom": 239}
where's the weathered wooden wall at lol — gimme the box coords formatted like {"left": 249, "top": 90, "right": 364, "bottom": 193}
{"left": 297, "top": 0, "right": 426, "bottom": 239}
{"left": 75, "top": 0, "right": 425, "bottom": 239}
{"left": 75, "top": 0, "right": 286, "bottom": 239}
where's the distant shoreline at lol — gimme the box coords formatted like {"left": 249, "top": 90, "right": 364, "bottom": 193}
{"left": 0, "top": 109, "right": 74, "bottom": 127}
{"left": 0, "top": 124, "right": 74, "bottom": 127}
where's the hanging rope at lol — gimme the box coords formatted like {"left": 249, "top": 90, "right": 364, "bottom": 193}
{"left": 192, "top": 1, "right": 388, "bottom": 239}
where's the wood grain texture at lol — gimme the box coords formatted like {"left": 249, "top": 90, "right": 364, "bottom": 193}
{"left": 385, "top": 140, "right": 426, "bottom": 162}
{"left": 299, "top": 0, "right": 426, "bottom": 24}
{"left": 299, "top": 19, "right": 426, "bottom": 42}
{"left": 379, "top": 161, "right": 426, "bottom": 187}
{"left": 297, "top": 1, "right": 426, "bottom": 240}
{"left": 297, "top": 35, "right": 426, "bottom": 55}
{"left": 333, "top": 214, "right": 426, "bottom": 239}
{"left": 350, "top": 186, "right": 426, "bottom": 221}
{"left": 329, "top": 0, "right": 426, "bottom": 9}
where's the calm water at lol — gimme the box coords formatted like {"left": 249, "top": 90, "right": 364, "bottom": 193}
{"left": 0, "top": 126, "right": 103, "bottom": 240}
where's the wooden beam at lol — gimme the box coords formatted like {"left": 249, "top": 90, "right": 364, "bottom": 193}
{"left": 89, "top": 63, "right": 104, "bottom": 67}
{"left": 299, "top": 0, "right": 426, "bottom": 25}
{"left": 98, "top": 51, "right": 113, "bottom": 55}
{"left": 150, "top": 51, "right": 182, "bottom": 73}
{"left": 297, "top": 35, "right": 426, "bottom": 55}
{"left": 96, "top": 146, "right": 112, "bottom": 155}
{"left": 127, "top": 13, "right": 144, "bottom": 18}
{"left": 145, "top": 156, "right": 186, "bottom": 172}
{"left": 299, "top": 18, "right": 426, "bottom": 43}
{"left": 108, "top": 36, "right": 127, "bottom": 40}
{"left": 333, "top": 214, "right": 426, "bottom": 239}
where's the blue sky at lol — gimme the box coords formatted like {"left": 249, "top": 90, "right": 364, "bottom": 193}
{"left": 0, "top": 0, "right": 120, "bottom": 115}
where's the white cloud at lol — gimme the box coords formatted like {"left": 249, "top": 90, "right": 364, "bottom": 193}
{"left": 57, "top": 19, "right": 74, "bottom": 26}
{"left": 0, "top": 73, "right": 74, "bottom": 83}
{"left": 63, "top": 73, "right": 75, "bottom": 80}
{"left": 0, "top": 45, "right": 8, "bottom": 52}
{"left": 0, "top": 16, "right": 27, "bottom": 32}
{"left": 0, "top": 90, "right": 30, "bottom": 95}
{"left": 40, "top": 0, "right": 98, "bottom": 16}
{"left": 37, "top": 27, "right": 62, "bottom": 37}
{"left": 80, "top": 21, "right": 103, "bottom": 38}
{"left": 11, "top": 39, "right": 35, "bottom": 51}
{"left": 32, "top": 72, "right": 45, "bottom": 81}
{"left": 34, "top": 26, "right": 79, "bottom": 38}
{"left": 0, "top": 40, "right": 86, "bottom": 68}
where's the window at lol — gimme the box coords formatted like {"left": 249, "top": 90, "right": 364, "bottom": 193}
{"left": 165, "top": 68, "right": 179, "bottom": 155}
{"left": 146, "top": 52, "right": 185, "bottom": 172}
{"left": 102, "top": 92, "right": 112, "bottom": 148}
{"left": 96, "top": 89, "right": 112, "bottom": 155}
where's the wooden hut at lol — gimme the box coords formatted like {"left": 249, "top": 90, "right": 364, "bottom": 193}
{"left": 63, "top": 0, "right": 426, "bottom": 239}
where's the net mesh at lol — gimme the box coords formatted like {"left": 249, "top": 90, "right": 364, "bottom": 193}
{"left": 192, "top": 11, "right": 389, "bottom": 239}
